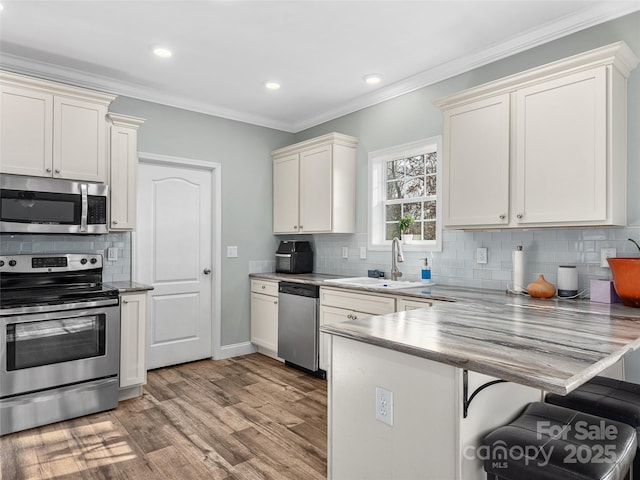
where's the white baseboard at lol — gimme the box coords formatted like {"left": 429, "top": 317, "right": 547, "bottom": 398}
{"left": 215, "top": 341, "right": 257, "bottom": 360}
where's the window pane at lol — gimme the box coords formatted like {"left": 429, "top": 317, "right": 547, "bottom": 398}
{"left": 402, "top": 178, "right": 424, "bottom": 198}
{"left": 425, "top": 152, "right": 437, "bottom": 174}
{"left": 424, "top": 200, "right": 436, "bottom": 220}
{"left": 425, "top": 175, "right": 437, "bottom": 196}
{"left": 409, "top": 221, "right": 422, "bottom": 237}
{"left": 424, "top": 221, "right": 436, "bottom": 241}
{"left": 386, "top": 222, "right": 401, "bottom": 241}
{"left": 387, "top": 180, "right": 404, "bottom": 199}
{"left": 406, "top": 155, "right": 425, "bottom": 177}
{"left": 404, "top": 202, "right": 422, "bottom": 220}
{"left": 386, "top": 204, "right": 401, "bottom": 222}
{"left": 387, "top": 159, "right": 405, "bottom": 179}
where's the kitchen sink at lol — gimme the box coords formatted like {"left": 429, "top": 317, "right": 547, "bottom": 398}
{"left": 324, "top": 277, "right": 430, "bottom": 290}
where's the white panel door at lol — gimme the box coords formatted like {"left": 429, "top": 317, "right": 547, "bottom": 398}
{"left": 137, "top": 161, "right": 213, "bottom": 369}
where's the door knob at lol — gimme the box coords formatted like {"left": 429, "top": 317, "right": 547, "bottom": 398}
{"left": 203, "top": 268, "right": 211, "bottom": 275}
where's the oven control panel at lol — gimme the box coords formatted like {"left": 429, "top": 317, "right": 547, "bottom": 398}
{"left": 0, "top": 254, "right": 103, "bottom": 273}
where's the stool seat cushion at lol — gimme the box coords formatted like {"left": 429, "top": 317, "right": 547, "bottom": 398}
{"left": 482, "top": 402, "right": 636, "bottom": 480}
{"left": 545, "top": 376, "right": 640, "bottom": 432}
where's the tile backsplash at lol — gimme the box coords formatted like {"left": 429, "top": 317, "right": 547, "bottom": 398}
{"left": 0, "top": 232, "right": 132, "bottom": 283}
{"left": 307, "top": 226, "right": 640, "bottom": 296}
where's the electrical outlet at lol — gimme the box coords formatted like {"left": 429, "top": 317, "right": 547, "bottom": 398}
{"left": 107, "top": 247, "right": 118, "bottom": 261}
{"left": 342, "top": 247, "right": 349, "bottom": 259}
{"left": 476, "top": 247, "right": 488, "bottom": 264}
{"left": 360, "top": 247, "right": 367, "bottom": 259}
{"left": 375, "top": 386, "right": 393, "bottom": 426}
{"left": 601, "top": 247, "right": 616, "bottom": 268}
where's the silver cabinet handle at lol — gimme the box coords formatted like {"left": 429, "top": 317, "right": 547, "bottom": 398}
{"left": 203, "top": 268, "right": 211, "bottom": 274}
{"left": 54, "top": 169, "right": 61, "bottom": 174}
{"left": 112, "top": 220, "right": 118, "bottom": 225}
{"left": 45, "top": 167, "right": 52, "bottom": 173}
{"left": 517, "top": 213, "right": 524, "bottom": 219}
{"left": 499, "top": 214, "right": 506, "bottom": 220}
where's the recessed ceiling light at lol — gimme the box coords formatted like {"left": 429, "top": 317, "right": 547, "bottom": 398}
{"left": 153, "top": 47, "right": 172, "bottom": 58}
{"left": 363, "top": 74, "right": 382, "bottom": 85}
{"left": 265, "top": 81, "right": 281, "bottom": 90}
{"left": 0, "top": 4, "right": 4, "bottom": 11}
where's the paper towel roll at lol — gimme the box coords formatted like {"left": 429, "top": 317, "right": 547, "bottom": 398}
{"left": 512, "top": 246, "right": 525, "bottom": 293}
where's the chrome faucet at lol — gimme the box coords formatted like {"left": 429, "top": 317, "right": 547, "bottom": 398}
{"left": 391, "top": 237, "right": 405, "bottom": 281}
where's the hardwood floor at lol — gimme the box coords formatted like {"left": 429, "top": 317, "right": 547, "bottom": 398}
{"left": 0, "top": 354, "right": 327, "bottom": 480}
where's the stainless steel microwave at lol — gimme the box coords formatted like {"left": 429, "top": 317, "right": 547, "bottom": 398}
{"left": 0, "top": 175, "right": 109, "bottom": 234}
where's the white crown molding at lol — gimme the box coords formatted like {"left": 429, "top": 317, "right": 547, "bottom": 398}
{"left": 2, "top": 2, "right": 638, "bottom": 134}
{"left": 291, "top": 2, "right": 640, "bottom": 132}
{"left": 0, "top": 53, "right": 297, "bottom": 132}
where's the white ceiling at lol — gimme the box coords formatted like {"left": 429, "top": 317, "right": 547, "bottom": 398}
{"left": 1, "top": 1, "right": 638, "bottom": 132}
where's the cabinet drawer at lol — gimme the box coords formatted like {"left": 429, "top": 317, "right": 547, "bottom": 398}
{"left": 251, "top": 279, "right": 279, "bottom": 296}
{"left": 320, "top": 287, "right": 395, "bottom": 315}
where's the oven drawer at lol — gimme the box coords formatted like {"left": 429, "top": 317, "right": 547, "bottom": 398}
{"left": 0, "top": 304, "right": 120, "bottom": 398}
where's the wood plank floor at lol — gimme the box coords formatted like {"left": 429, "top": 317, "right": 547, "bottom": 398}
{"left": 0, "top": 354, "right": 327, "bottom": 480}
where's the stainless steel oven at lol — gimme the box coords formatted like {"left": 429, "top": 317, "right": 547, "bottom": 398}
{"left": 0, "top": 254, "right": 120, "bottom": 436}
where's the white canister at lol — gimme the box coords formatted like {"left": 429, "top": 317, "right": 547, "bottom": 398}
{"left": 557, "top": 265, "right": 578, "bottom": 297}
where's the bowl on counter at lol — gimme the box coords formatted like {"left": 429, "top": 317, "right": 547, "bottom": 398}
{"left": 608, "top": 257, "right": 640, "bottom": 307}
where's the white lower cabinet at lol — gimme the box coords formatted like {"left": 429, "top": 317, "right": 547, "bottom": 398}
{"left": 119, "top": 292, "right": 147, "bottom": 400}
{"left": 319, "top": 287, "right": 395, "bottom": 371}
{"left": 250, "top": 279, "right": 280, "bottom": 358}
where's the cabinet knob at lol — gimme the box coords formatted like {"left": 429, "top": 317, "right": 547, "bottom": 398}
{"left": 54, "top": 169, "right": 61, "bottom": 174}
{"left": 299, "top": 225, "right": 303, "bottom": 229}
{"left": 261, "top": 285, "right": 266, "bottom": 289}
{"left": 499, "top": 214, "right": 506, "bottom": 220}
{"left": 293, "top": 225, "right": 298, "bottom": 230}
{"left": 122, "top": 300, "right": 128, "bottom": 304}
{"left": 517, "top": 213, "right": 524, "bottom": 219}
{"left": 203, "top": 268, "right": 211, "bottom": 275}
{"left": 274, "top": 300, "right": 278, "bottom": 305}
{"left": 46, "top": 167, "right": 52, "bottom": 173}
{"left": 112, "top": 220, "right": 118, "bottom": 225}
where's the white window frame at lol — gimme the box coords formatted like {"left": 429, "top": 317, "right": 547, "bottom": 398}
{"left": 368, "top": 136, "right": 442, "bottom": 252}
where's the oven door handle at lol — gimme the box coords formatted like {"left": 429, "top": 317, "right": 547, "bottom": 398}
{"left": 1, "top": 298, "right": 119, "bottom": 317}
{"left": 80, "top": 183, "right": 88, "bottom": 233}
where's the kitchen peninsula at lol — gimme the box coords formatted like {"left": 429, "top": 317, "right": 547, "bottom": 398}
{"left": 320, "top": 295, "right": 640, "bottom": 480}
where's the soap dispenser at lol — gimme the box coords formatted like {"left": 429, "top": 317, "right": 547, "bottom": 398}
{"left": 420, "top": 258, "right": 431, "bottom": 282}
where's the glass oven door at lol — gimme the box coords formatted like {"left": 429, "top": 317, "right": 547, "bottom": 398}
{"left": 0, "top": 304, "right": 120, "bottom": 398}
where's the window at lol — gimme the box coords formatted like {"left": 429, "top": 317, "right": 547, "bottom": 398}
{"left": 368, "top": 137, "right": 442, "bottom": 251}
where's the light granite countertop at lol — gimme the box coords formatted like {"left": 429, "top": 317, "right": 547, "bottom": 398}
{"left": 106, "top": 281, "right": 154, "bottom": 293}
{"left": 250, "top": 272, "right": 640, "bottom": 394}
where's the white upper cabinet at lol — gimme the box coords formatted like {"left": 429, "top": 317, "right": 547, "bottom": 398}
{"left": 108, "top": 113, "right": 145, "bottom": 231}
{"left": 272, "top": 132, "right": 358, "bottom": 234}
{"left": 0, "top": 71, "right": 115, "bottom": 182}
{"left": 436, "top": 42, "right": 638, "bottom": 229}
{"left": 442, "top": 94, "right": 510, "bottom": 227}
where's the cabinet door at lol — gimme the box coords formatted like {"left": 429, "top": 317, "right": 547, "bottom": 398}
{"left": 120, "top": 293, "right": 147, "bottom": 389}
{"left": 319, "top": 305, "right": 353, "bottom": 372}
{"left": 0, "top": 85, "right": 53, "bottom": 176}
{"left": 396, "top": 297, "right": 433, "bottom": 311}
{"left": 273, "top": 153, "right": 300, "bottom": 234}
{"left": 250, "top": 291, "right": 279, "bottom": 352}
{"left": 110, "top": 124, "right": 138, "bottom": 230}
{"left": 299, "top": 145, "right": 332, "bottom": 232}
{"left": 443, "top": 94, "right": 510, "bottom": 227}
{"left": 53, "top": 96, "right": 107, "bottom": 182}
{"left": 514, "top": 67, "right": 607, "bottom": 225}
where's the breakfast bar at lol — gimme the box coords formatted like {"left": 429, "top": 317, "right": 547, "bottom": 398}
{"left": 321, "top": 298, "right": 640, "bottom": 480}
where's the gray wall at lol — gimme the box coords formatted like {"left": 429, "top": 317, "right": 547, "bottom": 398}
{"left": 108, "top": 97, "right": 294, "bottom": 346}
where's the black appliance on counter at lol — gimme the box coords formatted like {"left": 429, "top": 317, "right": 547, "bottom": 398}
{"left": 276, "top": 240, "right": 313, "bottom": 274}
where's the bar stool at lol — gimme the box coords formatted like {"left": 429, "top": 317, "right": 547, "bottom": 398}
{"left": 482, "top": 402, "right": 636, "bottom": 480}
{"left": 546, "top": 376, "right": 640, "bottom": 477}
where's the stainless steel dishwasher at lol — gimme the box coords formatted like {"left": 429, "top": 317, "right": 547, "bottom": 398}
{"left": 277, "top": 282, "right": 323, "bottom": 377}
